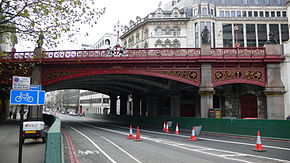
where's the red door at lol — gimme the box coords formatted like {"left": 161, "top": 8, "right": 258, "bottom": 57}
{"left": 240, "top": 94, "right": 258, "bottom": 118}
{"left": 181, "top": 104, "right": 195, "bottom": 117}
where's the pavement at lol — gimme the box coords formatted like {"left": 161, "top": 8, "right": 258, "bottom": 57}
{"left": 0, "top": 116, "right": 45, "bottom": 163}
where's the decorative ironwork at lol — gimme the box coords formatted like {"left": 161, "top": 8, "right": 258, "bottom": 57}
{"left": 214, "top": 70, "right": 264, "bottom": 83}
{"left": 157, "top": 70, "right": 199, "bottom": 82}
{"left": 43, "top": 71, "right": 81, "bottom": 81}
{"left": 106, "top": 44, "right": 127, "bottom": 57}
{"left": 0, "top": 47, "right": 271, "bottom": 60}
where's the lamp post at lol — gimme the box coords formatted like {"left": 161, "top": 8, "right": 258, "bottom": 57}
{"left": 234, "top": 25, "right": 240, "bottom": 47}
{"left": 113, "top": 21, "right": 124, "bottom": 46}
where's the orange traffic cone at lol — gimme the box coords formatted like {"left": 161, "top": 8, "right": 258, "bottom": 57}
{"left": 162, "top": 122, "right": 166, "bottom": 131}
{"left": 253, "top": 130, "right": 266, "bottom": 152}
{"left": 175, "top": 124, "right": 180, "bottom": 135}
{"left": 165, "top": 123, "right": 170, "bottom": 133}
{"left": 188, "top": 127, "right": 198, "bottom": 141}
{"left": 134, "top": 126, "right": 142, "bottom": 141}
{"left": 127, "top": 125, "right": 135, "bottom": 139}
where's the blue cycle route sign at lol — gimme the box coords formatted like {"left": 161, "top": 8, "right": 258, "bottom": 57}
{"left": 10, "top": 90, "right": 45, "bottom": 105}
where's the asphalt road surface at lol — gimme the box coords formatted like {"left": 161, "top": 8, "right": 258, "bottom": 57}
{"left": 59, "top": 114, "right": 290, "bottom": 163}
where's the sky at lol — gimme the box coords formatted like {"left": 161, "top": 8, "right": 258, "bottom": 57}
{"left": 16, "top": 0, "right": 164, "bottom": 51}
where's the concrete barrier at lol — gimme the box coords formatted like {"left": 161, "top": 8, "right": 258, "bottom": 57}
{"left": 86, "top": 114, "right": 290, "bottom": 140}
{"left": 44, "top": 116, "right": 62, "bottom": 163}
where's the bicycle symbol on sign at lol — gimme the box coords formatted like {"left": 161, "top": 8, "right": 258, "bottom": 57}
{"left": 15, "top": 92, "right": 34, "bottom": 102}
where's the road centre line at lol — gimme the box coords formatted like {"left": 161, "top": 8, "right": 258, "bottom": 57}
{"left": 76, "top": 122, "right": 290, "bottom": 163}
{"left": 104, "top": 122, "right": 290, "bottom": 151}
{"left": 87, "top": 130, "right": 143, "bottom": 163}
{"left": 67, "top": 116, "right": 290, "bottom": 151}
{"left": 68, "top": 125, "right": 117, "bottom": 163}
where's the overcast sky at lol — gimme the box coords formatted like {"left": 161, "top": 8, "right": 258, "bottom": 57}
{"left": 16, "top": 0, "right": 164, "bottom": 51}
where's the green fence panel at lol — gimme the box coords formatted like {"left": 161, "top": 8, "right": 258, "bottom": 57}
{"left": 45, "top": 116, "right": 62, "bottom": 163}
{"left": 86, "top": 113, "right": 290, "bottom": 140}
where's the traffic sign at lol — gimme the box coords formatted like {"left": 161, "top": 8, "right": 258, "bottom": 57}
{"left": 10, "top": 90, "right": 45, "bottom": 105}
{"left": 30, "top": 85, "right": 42, "bottom": 90}
{"left": 12, "top": 76, "right": 31, "bottom": 90}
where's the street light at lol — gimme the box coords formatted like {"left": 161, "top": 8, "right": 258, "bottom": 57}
{"left": 113, "top": 21, "right": 124, "bottom": 46}
{"left": 234, "top": 25, "right": 240, "bottom": 47}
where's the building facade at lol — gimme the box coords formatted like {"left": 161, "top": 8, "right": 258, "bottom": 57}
{"left": 119, "top": 0, "right": 289, "bottom": 119}
{"left": 121, "top": 0, "right": 288, "bottom": 49}
{"left": 79, "top": 90, "right": 110, "bottom": 114}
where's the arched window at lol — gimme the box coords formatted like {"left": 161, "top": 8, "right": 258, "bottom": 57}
{"left": 155, "top": 27, "right": 163, "bottom": 36}
{"left": 164, "top": 39, "right": 171, "bottom": 48}
{"left": 144, "top": 29, "right": 149, "bottom": 39}
{"left": 105, "top": 39, "right": 110, "bottom": 45}
{"left": 173, "top": 26, "right": 180, "bottom": 36}
{"left": 172, "top": 40, "right": 180, "bottom": 48}
{"left": 136, "top": 33, "right": 140, "bottom": 42}
{"left": 144, "top": 41, "right": 148, "bottom": 48}
{"left": 155, "top": 40, "right": 163, "bottom": 48}
{"left": 164, "top": 26, "right": 171, "bottom": 35}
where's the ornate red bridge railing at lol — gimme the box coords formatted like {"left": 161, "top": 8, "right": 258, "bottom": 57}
{"left": 0, "top": 47, "right": 267, "bottom": 61}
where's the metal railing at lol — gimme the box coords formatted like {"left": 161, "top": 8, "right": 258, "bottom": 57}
{"left": 0, "top": 47, "right": 268, "bottom": 61}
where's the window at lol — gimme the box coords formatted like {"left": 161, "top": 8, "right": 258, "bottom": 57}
{"left": 281, "top": 24, "right": 289, "bottom": 42}
{"left": 237, "top": 11, "right": 241, "bottom": 17}
{"left": 221, "top": 0, "right": 226, "bottom": 5}
{"left": 155, "top": 40, "right": 163, "bottom": 48}
{"left": 225, "top": 11, "right": 230, "bottom": 17}
{"left": 243, "top": 0, "right": 248, "bottom": 5}
{"left": 195, "top": 23, "right": 199, "bottom": 48}
{"left": 282, "top": 11, "right": 286, "bottom": 17}
{"left": 202, "top": 7, "right": 207, "bottom": 15}
{"left": 265, "top": 0, "right": 270, "bottom": 5}
{"left": 231, "top": 11, "right": 235, "bottom": 17}
{"left": 254, "top": 11, "right": 258, "bottom": 17}
{"left": 164, "top": 27, "right": 171, "bottom": 35}
{"left": 259, "top": 11, "right": 264, "bottom": 17}
{"left": 246, "top": 24, "right": 256, "bottom": 47}
{"left": 173, "top": 27, "right": 180, "bottom": 36}
{"left": 232, "top": 0, "right": 237, "bottom": 5}
{"left": 144, "top": 29, "right": 149, "bottom": 39}
{"left": 270, "top": 24, "right": 280, "bottom": 44}
{"left": 277, "top": 0, "right": 283, "bottom": 5}
{"left": 277, "top": 11, "right": 281, "bottom": 17}
{"left": 211, "top": 9, "right": 214, "bottom": 15}
{"left": 155, "top": 27, "right": 162, "bottom": 36}
{"left": 265, "top": 11, "right": 269, "bottom": 17}
{"left": 223, "top": 24, "right": 233, "bottom": 47}
{"left": 144, "top": 42, "right": 148, "bottom": 48}
{"left": 234, "top": 24, "right": 244, "bottom": 47}
{"left": 194, "top": 9, "right": 198, "bottom": 16}
{"left": 220, "top": 11, "right": 224, "bottom": 17}
{"left": 254, "top": 0, "right": 259, "bottom": 5}
{"left": 242, "top": 11, "right": 247, "bottom": 17}
{"left": 271, "top": 11, "right": 275, "bottom": 17}
{"left": 248, "top": 11, "right": 252, "bottom": 17}
{"left": 172, "top": 40, "right": 180, "bottom": 48}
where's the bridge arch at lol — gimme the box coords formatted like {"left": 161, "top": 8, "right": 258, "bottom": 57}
{"left": 42, "top": 69, "right": 200, "bottom": 87}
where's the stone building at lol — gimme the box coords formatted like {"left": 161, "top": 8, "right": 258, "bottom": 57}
{"left": 119, "top": 0, "right": 289, "bottom": 119}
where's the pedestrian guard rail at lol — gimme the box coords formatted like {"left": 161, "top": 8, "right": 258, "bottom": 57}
{"left": 43, "top": 115, "right": 63, "bottom": 163}
{"left": 86, "top": 114, "right": 290, "bottom": 140}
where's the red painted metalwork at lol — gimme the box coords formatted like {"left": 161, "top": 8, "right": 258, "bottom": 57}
{"left": 240, "top": 94, "right": 258, "bottom": 118}
{"left": 0, "top": 47, "right": 275, "bottom": 61}
{"left": 212, "top": 67, "right": 266, "bottom": 87}
{"left": 42, "top": 69, "right": 201, "bottom": 87}
{"left": 0, "top": 47, "right": 284, "bottom": 87}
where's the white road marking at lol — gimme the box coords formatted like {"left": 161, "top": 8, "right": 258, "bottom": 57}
{"left": 78, "top": 121, "right": 290, "bottom": 163}
{"left": 68, "top": 126, "right": 117, "bottom": 163}
{"left": 61, "top": 115, "right": 290, "bottom": 163}
{"left": 105, "top": 122, "right": 290, "bottom": 151}
{"left": 87, "top": 130, "right": 143, "bottom": 163}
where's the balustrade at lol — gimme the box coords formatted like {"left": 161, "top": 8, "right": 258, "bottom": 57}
{"left": 0, "top": 47, "right": 268, "bottom": 60}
